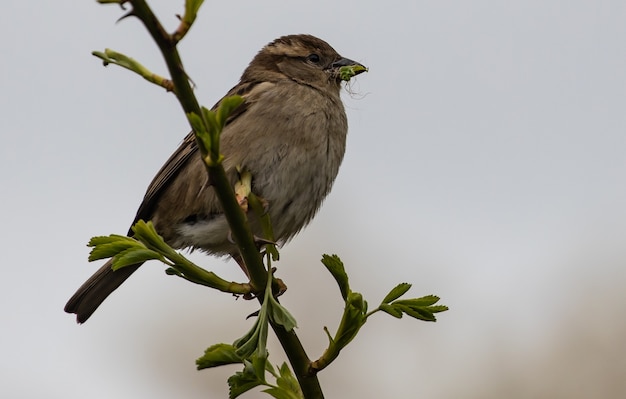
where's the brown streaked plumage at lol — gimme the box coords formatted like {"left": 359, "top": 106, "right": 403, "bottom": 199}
{"left": 65, "top": 34, "right": 366, "bottom": 323}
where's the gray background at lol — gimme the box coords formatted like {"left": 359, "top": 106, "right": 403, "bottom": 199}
{"left": 2, "top": 0, "right": 625, "bottom": 397}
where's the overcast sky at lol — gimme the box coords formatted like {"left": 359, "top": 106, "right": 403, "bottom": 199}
{"left": 2, "top": 1, "right": 626, "bottom": 398}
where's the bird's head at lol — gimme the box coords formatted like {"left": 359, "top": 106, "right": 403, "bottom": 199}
{"left": 242, "top": 34, "right": 367, "bottom": 93}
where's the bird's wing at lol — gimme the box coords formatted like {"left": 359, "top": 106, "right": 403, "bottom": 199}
{"left": 127, "top": 81, "right": 263, "bottom": 234}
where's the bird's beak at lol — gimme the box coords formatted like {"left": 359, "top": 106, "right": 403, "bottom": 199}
{"left": 329, "top": 58, "right": 368, "bottom": 82}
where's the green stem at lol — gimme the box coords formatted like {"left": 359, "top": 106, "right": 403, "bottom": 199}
{"left": 270, "top": 322, "right": 324, "bottom": 397}
{"left": 205, "top": 164, "right": 268, "bottom": 289}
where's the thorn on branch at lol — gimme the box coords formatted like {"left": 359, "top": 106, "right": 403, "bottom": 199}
{"left": 116, "top": 8, "right": 136, "bottom": 23}
{"left": 96, "top": 0, "right": 129, "bottom": 7}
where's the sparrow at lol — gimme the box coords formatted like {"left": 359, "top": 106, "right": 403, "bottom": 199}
{"left": 65, "top": 34, "right": 366, "bottom": 323}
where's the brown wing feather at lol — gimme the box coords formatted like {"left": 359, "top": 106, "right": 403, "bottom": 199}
{"left": 128, "top": 132, "right": 198, "bottom": 234}
{"left": 128, "top": 82, "right": 257, "bottom": 234}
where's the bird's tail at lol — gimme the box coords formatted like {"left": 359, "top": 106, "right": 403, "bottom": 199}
{"left": 64, "top": 260, "right": 141, "bottom": 323}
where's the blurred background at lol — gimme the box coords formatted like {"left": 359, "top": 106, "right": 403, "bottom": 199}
{"left": 2, "top": 1, "right": 625, "bottom": 397}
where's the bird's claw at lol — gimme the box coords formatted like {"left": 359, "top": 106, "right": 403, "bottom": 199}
{"left": 241, "top": 275, "right": 287, "bottom": 301}
{"left": 227, "top": 231, "right": 275, "bottom": 248}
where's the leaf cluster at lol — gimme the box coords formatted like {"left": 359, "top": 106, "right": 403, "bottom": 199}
{"left": 311, "top": 255, "right": 449, "bottom": 372}
{"left": 88, "top": 220, "right": 250, "bottom": 295}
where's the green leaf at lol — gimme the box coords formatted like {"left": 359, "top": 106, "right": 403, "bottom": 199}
{"left": 263, "top": 387, "right": 301, "bottom": 399}
{"left": 130, "top": 220, "right": 169, "bottom": 253}
{"left": 314, "top": 291, "right": 368, "bottom": 370}
{"left": 228, "top": 360, "right": 265, "bottom": 399}
{"left": 379, "top": 303, "right": 403, "bottom": 318}
{"left": 268, "top": 296, "right": 298, "bottom": 332}
{"left": 233, "top": 267, "right": 280, "bottom": 361}
{"left": 338, "top": 64, "right": 368, "bottom": 81}
{"left": 393, "top": 295, "right": 441, "bottom": 307}
{"left": 428, "top": 305, "right": 450, "bottom": 314}
{"left": 87, "top": 236, "right": 139, "bottom": 262}
{"left": 187, "top": 111, "right": 206, "bottom": 135}
{"left": 381, "top": 283, "right": 412, "bottom": 304}
{"left": 334, "top": 292, "right": 367, "bottom": 348}
{"left": 251, "top": 352, "right": 268, "bottom": 381}
{"left": 234, "top": 298, "right": 269, "bottom": 360}
{"left": 378, "top": 292, "right": 448, "bottom": 322}
{"left": 394, "top": 304, "right": 436, "bottom": 322}
{"left": 87, "top": 234, "right": 131, "bottom": 246}
{"left": 321, "top": 254, "right": 350, "bottom": 301}
{"left": 233, "top": 318, "right": 262, "bottom": 359}
{"left": 110, "top": 250, "right": 151, "bottom": 270}
{"left": 196, "top": 343, "right": 243, "bottom": 370}
{"left": 262, "top": 362, "right": 303, "bottom": 399}
{"left": 111, "top": 248, "right": 162, "bottom": 270}
{"left": 216, "top": 95, "right": 244, "bottom": 128}
{"left": 276, "top": 363, "right": 302, "bottom": 394}
{"left": 201, "top": 106, "right": 219, "bottom": 136}
{"left": 200, "top": 106, "right": 223, "bottom": 164}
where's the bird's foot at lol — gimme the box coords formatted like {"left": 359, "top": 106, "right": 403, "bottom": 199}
{"left": 227, "top": 231, "right": 276, "bottom": 249}
{"left": 242, "top": 272, "right": 287, "bottom": 300}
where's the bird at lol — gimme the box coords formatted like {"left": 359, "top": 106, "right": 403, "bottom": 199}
{"left": 65, "top": 34, "right": 366, "bottom": 323}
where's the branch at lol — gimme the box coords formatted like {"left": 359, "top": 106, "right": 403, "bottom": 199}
{"left": 96, "top": 1, "right": 323, "bottom": 396}
{"left": 92, "top": 49, "right": 173, "bottom": 91}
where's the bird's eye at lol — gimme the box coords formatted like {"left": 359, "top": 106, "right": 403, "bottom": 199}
{"left": 307, "top": 53, "right": 321, "bottom": 64}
